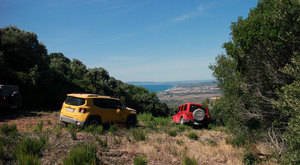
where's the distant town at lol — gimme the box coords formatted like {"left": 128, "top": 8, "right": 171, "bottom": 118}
{"left": 157, "top": 81, "right": 221, "bottom": 107}
{"left": 129, "top": 80, "right": 222, "bottom": 108}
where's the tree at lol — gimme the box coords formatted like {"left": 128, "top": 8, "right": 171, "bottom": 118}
{"left": 210, "top": 0, "right": 300, "bottom": 159}
{"left": 0, "top": 26, "right": 170, "bottom": 116}
{"left": 273, "top": 53, "right": 300, "bottom": 165}
{"left": 49, "top": 53, "right": 72, "bottom": 78}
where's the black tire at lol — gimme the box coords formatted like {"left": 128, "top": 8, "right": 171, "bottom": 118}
{"left": 85, "top": 116, "right": 102, "bottom": 126}
{"left": 60, "top": 121, "right": 68, "bottom": 127}
{"left": 126, "top": 115, "right": 137, "bottom": 128}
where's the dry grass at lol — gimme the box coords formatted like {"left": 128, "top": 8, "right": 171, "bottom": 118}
{"left": 0, "top": 111, "right": 59, "bottom": 132}
{"left": 0, "top": 111, "right": 279, "bottom": 165}
{"left": 122, "top": 130, "right": 244, "bottom": 165}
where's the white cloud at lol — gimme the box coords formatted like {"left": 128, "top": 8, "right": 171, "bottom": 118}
{"left": 172, "top": 5, "right": 205, "bottom": 23}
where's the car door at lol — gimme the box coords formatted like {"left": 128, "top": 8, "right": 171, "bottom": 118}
{"left": 176, "top": 106, "right": 183, "bottom": 123}
{"left": 178, "top": 105, "right": 183, "bottom": 120}
{"left": 182, "top": 104, "right": 188, "bottom": 119}
{"left": 109, "top": 99, "right": 123, "bottom": 122}
{"left": 93, "top": 98, "right": 116, "bottom": 123}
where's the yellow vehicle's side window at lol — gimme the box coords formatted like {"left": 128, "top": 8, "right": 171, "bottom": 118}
{"left": 93, "top": 98, "right": 121, "bottom": 123}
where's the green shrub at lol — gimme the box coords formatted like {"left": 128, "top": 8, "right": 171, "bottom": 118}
{"left": 63, "top": 143, "right": 98, "bottom": 165}
{"left": 109, "top": 124, "right": 119, "bottom": 133}
{"left": 67, "top": 124, "right": 78, "bottom": 140}
{"left": 187, "top": 132, "right": 198, "bottom": 140}
{"left": 207, "top": 139, "right": 217, "bottom": 146}
{"left": 154, "top": 117, "right": 170, "bottom": 127}
{"left": 53, "top": 124, "right": 62, "bottom": 137}
{"left": 182, "top": 156, "right": 197, "bottom": 165}
{"left": 0, "top": 124, "right": 18, "bottom": 137}
{"left": 225, "top": 134, "right": 247, "bottom": 147}
{"left": 84, "top": 125, "right": 103, "bottom": 135}
{"left": 176, "top": 125, "right": 191, "bottom": 132}
{"left": 132, "top": 129, "right": 146, "bottom": 141}
{"left": 207, "top": 123, "right": 218, "bottom": 130}
{"left": 168, "top": 130, "right": 177, "bottom": 137}
{"left": 33, "top": 121, "right": 44, "bottom": 133}
{"left": 16, "top": 136, "right": 46, "bottom": 165}
{"left": 176, "top": 139, "right": 184, "bottom": 145}
{"left": 137, "top": 113, "right": 153, "bottom": 123}
{"left": 47, "top": 120, "right": 52, "bottom": 125}
{"left": 17, "top": 154, "right": 41, "bottom": 165}
{"left": 94, "top": 125, "right": 103, "bottom": 134}
{"left": 137, "top": 113, "right": 157, "bottom": 130}
{"left": 17, "top": 137, "right": 46, "bottom": 156}
{"left": 96, "top": 137, "right": 107, "bottom": 148}
{"left": 242, "top": 151, "right": 258, "bottom": 165}
{"left": 134, "top": 156, "right": 147, "bottom": 165}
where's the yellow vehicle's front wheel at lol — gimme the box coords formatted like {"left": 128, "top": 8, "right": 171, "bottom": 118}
{"left": 126, "top": 115, "right": 137, "bottom": 128}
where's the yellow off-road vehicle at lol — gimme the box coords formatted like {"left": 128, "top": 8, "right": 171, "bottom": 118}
{"left": 60, "top": 94, "right": 137, "bottom": 127}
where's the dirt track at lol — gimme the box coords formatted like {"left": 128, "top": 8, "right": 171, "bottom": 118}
{"left": 0, "top": 110, "right": 60, "bottom": 132}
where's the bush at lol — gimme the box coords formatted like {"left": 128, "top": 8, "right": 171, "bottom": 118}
{"left": 67, "top": 124, "right": 78, "bottom": 140}
{"left": 17, "top": 137, "right": 46, "bottom": 156}
{"left": 53, "top": 124, "right": 62, "bottom": 137}
{"left": 182, "top": 156, "right": 197, "bottom": 165}
{"left": 96, "top": 137, "right": 107, "bottom": 148}
{"left": 134, "top": 156, "right": 147, "bottom": 165}
{"left": 168, "top": 130, "right": 177, "bottom": 137}
{"left": 132, "top": 128, "right": 146, "bottom": 141}
{"left": 225, "top": 133, "right": 248, "bottom": 147}
{"left": 137, "top": 113, "right": 153, "bottom": 124}
{"left": 242, "top": 151, "right": 258, "bottom": 165}
{"left": 108, "top": 124, "right": 119, "bottom": 134}
{"left": 84, "top": 125, "right": 103, "bottom": 135}
{"left": 33, "top": 121, "right": 43, "bottom": 133}
{"left": 187, "top": 132, "right": 198, "bottom": 140}
{"left": 137, "top": 113, "right": 157, "bottom": 129}
{"left": 176, "top": 124, "right": 191, "bottom": 132}
{"left": 16, "top": 137, "right": 46, "bottom": 165}
{"left": 17, "top": 154, "right": 41, "bottom": 165}
{"left": 63, "top": 143, "right": 98, "bottom": 165}
{"left": 176, "top": 139, "right": 184, "bottom": 145}
{"left": 0, "top": 124, "right": 18, "bottom": 137}
{"left": 207, "top": 139, "right": 217, "bottom": 146}
{"left": 154, "top": 117, "right": 170, "bottom": 127}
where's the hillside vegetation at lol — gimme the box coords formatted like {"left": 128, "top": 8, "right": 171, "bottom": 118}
{"left": 209, "top": 0, "right": 300, "bottom": 164}
{"left": 1, "top": 112, "right": 272, "bottom": 165}
{"left": 0, "top": 27, "right": 169, "bottom": 116}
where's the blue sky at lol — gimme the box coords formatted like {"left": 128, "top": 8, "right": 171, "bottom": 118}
{"left": 0, "top": 0, "right": 258, "bottom": 82}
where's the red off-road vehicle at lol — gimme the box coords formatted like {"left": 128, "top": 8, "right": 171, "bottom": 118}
{"left": 172, "top": 103, "right": 210, "bottom": 126}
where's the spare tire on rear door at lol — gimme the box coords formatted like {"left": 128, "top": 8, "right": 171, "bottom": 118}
{"left": 193, "top": 109, "right": 205, "bottom": 121}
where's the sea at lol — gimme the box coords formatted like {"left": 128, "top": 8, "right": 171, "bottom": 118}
{"left": 138, "top": 84, "right": 174, "bottom": 92}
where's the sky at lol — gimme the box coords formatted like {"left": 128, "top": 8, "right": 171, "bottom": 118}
{"left": 0, "top": 0, "right": 258, "bottom": 82}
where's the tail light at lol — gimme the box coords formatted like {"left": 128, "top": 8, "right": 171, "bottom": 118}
{"left": 79, "top": 108, "right": 87, "bottom": 113}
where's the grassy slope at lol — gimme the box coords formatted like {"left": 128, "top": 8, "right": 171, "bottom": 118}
{"left": 0, "top": 112, "right": 277, "bottom": 165}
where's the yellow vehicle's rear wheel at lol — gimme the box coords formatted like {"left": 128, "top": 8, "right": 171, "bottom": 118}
{"left": 86, "top": 116, "right": 102, "bottom": 126}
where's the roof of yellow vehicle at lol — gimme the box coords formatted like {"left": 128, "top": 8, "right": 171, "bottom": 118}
{"left": 67, "top": 93, "right": 119, "bottom": 100}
